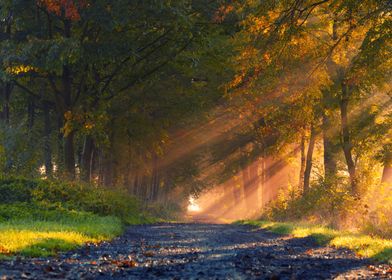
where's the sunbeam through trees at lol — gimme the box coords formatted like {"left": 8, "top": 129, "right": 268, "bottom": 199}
{"left": 0, "top": 0, "right": 392, "bottom": 278}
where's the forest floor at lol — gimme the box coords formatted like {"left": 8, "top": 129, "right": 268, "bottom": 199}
{"left": 0, "top": 223, "right": 391, "bottom": 280}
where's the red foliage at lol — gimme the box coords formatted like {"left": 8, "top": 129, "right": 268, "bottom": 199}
{"left": 38, "top": 0, "right": 87, "bottom": 21}
{"left": 213, "top": 4, "right": 234, "bottom": 23}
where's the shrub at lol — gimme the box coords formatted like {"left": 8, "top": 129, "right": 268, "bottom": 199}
{"left": 360, "top": 182, "right": 392, "bottom": 238}
{"left": 263, "top": 172, "right": 392, "bottom": 238}
{"left": 0, "top": 178, "right": 145, "bottom": 224}
{"left": 264, "top": 175, "right": 355, "bottom": 227}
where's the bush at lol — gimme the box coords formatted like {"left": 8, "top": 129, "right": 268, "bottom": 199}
{"left": 360, "top": 182, "right": 392, "bottom": 238}
{"left": 0, "top": 178, "right": 151, "bottom": 258}
{"left": 264, "top": 176, "right": 355, "bottom": 227}
{"left": 263, "top": 173, "right": 392, "bottom": 238}
{"left": 0, "top": 178, "right": 145, "bottom": 224}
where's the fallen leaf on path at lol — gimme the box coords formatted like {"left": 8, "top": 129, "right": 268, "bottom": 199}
{"left": 305, "top": 249, "right": 313, "bottom": 255}
{"left": 117, "top": 260, "right": 137, "bottom": 268}
{"left": 144, "top": 251, "right": 154, "bottom": 257}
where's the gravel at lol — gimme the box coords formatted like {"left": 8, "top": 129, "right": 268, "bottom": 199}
{"left": 1, "top": 223, "right": 391, "bottom": 279}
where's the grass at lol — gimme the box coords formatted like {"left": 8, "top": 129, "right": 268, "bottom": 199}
{"left": 0, "top": 212, "right": 123, "bottom": 258}
{"left": 0, "top": 178, "right": 155, "bottom": 258}
{"left": 236, "top": 220, "right": 392, "bottom": 264}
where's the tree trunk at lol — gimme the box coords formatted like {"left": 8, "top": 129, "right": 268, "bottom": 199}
{"left": 382, "top": 149, "right": 392, "bottom": 185}
{"left": 56, "top": 116, "right": 64, "bottom": 175}
{"left": 102, "top": 151, "right": 114, "bottom": 187}
{"left": 43, "top": 101, "right": 53, "bottom": 177}
{"left": 150, "top": 155, "right": 159, "bottom": 201}
{"left": 260, "top": 156, "right": 266, "bottom": 207}
{"left": 64, "top": 130, "right": 75, "bottom": 179}
{"left": 62, "top": 19, "right": 75, "bottom": 179}
{"left": 1, "top": 16, "right": 12, "bottom": 125}
{"left": 232, "top": 178, "right": 242, "bottom": 205}
{"left": 27, "top": 96, "right": 35, "bottom": 129}
{"left": 340, "top": 83, "right": 357, "bottom": 195}
{"left": 299, "top": 133, "right": 306, "bottom": 186}
{"left": 242, "top": 165, "right": 252, "bottom": 210}
{"left": 322, "top": 110, "right": 337, "bottom": 179}
{"left": 303, "top": 124, "right": 316, "bottom": 194}
{"left": 1, "top": 83, "right": 12, "bottom": 125}
{"left": 62, "top": 68, "right": 75, "bottom": 178}
{"left": 81, "top": 136, "right": 94, "bottom": 182}
{"left": 133, "top": 171, "right": 140, "bottom": 197}
{"left": 322, "top": 18, "right": 339, "bottom": 180}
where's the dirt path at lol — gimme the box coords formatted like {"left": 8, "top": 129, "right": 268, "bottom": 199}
{"left": 0, "top": 223, "right": 391, "bottom": 279}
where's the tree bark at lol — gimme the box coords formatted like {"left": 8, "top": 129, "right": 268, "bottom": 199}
{"left": 340, "top": 83, "right": 357, "bottom": 195}
{"left": 64, "top": 130, "right": 75, "bottom": 179}
{"left": 43, "top": 101, "right": 53, "bottom": 177}
{"left": 303, "top": 124, "right": 316, "bottom": 194}
{"left": 242, "top": 164, "right": 252, "bottom": 210}
{"left": 150, "top": 154, "right": 159, "bottom": 201}
{"left": 322, "top": 110, "right": 337, "bottom": 179}
{"left": 322, "top": 18, "right": 339, "bottom": 180}
{"left": 299, "top": 133, "right": 306, "bottom": 186}
{"left": 27, "top": 96, "right": 35, "bottom": 129}
{"left": 1, "top": 14, "right": 12, "bottom": 125}
{"left": 232, "top": 178, "right": 242, "bottom": 205}
{"left": 62, "top": 19, "right": 75, "bottom": 179}
{"left": 381, "top": 149, "right": 392, "bottom": 185}
{"left": 260, "top": 156, "right": 266, "bottom": 207}
{"left": 1, "top": 83, "right": 12, "bottom": 125}
{"left": 81, "top": 136, "right": 94, "bottom": 182}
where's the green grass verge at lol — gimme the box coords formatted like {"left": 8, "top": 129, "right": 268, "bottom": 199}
{"left": 236, "top": 220, "right": 392, "bottom": 264}
{"left": 0, "top": 178, "right": 157, "bottom": 258}
{"left": 0, "top": 214, "right": 123, "bottom": 258}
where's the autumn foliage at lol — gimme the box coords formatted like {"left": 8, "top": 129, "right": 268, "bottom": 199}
{"left": 38, "top": 0, "right": 87, "bottom": 20}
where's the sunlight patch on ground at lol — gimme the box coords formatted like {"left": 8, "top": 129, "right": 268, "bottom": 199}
{"left": 238, "top": 220, "right": 392, "bottom": 264}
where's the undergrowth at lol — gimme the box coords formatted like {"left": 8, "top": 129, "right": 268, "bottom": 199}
{"left": 0, "top": 178, "right": 153, "bottom": 258}
{"left": 264, "top": 175, "right": 392, "bottom": 238}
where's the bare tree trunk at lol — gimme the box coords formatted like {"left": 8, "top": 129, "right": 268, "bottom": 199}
{"left": 232, "top": 178, "right": 242, "bottom": 205}
{"left": 299, "top": 133, "right": 306, "bottom": 186}
{"left": 1, "top": 14, "right": 12, "bottom": 126}
{"left": 260, "top": 156, "right": 266, "bottom": 207}
{"left": 62, "top": 19, "right": 75, "bottom": 179}
{"left": 1, "top": 83, "right": 12, "bottom": 125}
{"left": 101, "top": 149, "right": 114, "bottom": 187}
{"left": 242, "top": 164, "right": 252, "bottom": 210}
{"left": 322, "top": 18, "right": 339, "bottom": 180}
{"left": 382, "top": 149, "right": 392, "bottom": 185}
{"left": 43, "top": 101, "right": 53, "bottom": 177}
{"left": 132, "top": 171, "right": 140, "bottom": 196}
{"left": 323, "top": 110, "right": 337, "bottom": 179}
{"left": 81, "top": 136, "right": 94, "bottom": 182}
{"left": 249, "top": 160, "right": 259, "bottom": 209}
{"left": 27, "top": 96, "right": 35, "bottom": 129}
{"left": 64, "top": 130, "right": 76, "bottom": 179}
{"left": 340, "top": 83, "right": 357, "bottom": 195}
{"left": 150, "top": 155, "right": 159, "bottom": 201}
{"left": 303, "top": 124, "right": 316, "bottom": 194}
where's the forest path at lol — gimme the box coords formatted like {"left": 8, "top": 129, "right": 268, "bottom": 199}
{"left": 1, "top": 223, "right": 391, "bottom": 279}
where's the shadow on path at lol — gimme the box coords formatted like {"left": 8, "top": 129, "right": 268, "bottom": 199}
{"left": 0, "top": 223, "right": 391, "bottom": 279}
